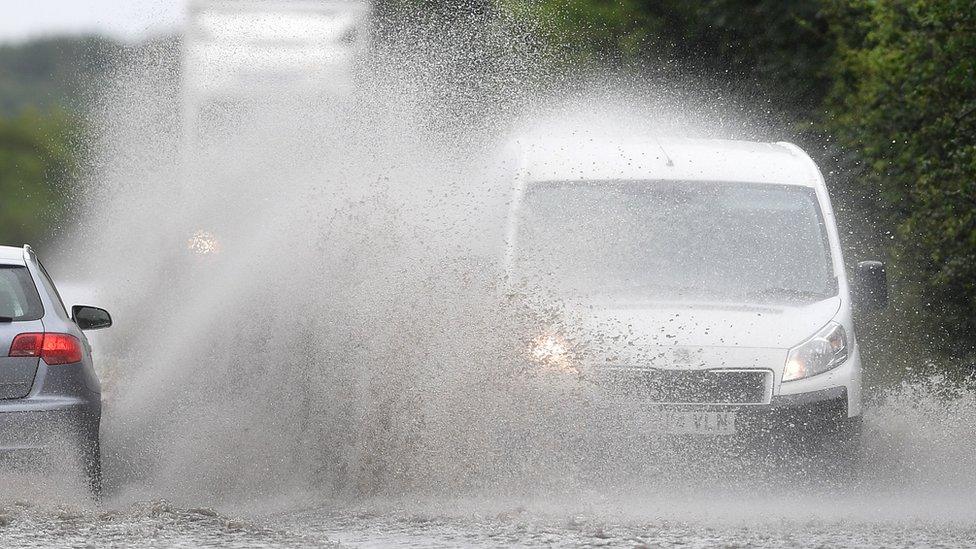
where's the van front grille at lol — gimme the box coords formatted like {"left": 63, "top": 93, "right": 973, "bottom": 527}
{"left": 598, "top": 369, "right": 771, "bottom": 405}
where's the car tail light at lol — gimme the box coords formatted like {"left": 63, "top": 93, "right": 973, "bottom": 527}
{"left": 9, "top": 333, "right": 43, "bottom": 357}
{"left": 9, "top": 333, "right": 83, "bottom": 365}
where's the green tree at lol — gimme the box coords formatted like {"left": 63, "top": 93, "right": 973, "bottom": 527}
{"left": 0, "top": 36, "right": 124, "bottom": 116}
{"left": 504, "top": 0, "right": 836, "bottom": 119}
{"left": 824, "top": 0, "right": 976, "bottom": 358}
{"left": 0, "top": 35, "right": 137, "bottom": 248}
{"left": 0, "top": 110, "right": 79, "bottom": 245}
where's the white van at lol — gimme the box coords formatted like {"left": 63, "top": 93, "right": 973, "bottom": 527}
{"left": 503, "top": 137, "right": 887, "bottom": 451}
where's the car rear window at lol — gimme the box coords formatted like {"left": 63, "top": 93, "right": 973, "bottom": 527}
{"left": 0, "top": 266, "right": 44, "bottom": 321}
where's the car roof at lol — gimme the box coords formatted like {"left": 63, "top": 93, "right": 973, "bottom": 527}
{"left": 513, "top": 136, "right": 821, "bottom": 188}
{"left": 0, "top": 245, "right": 26, "bottom": 266}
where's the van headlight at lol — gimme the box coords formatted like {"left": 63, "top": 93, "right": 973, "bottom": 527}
{"left": 783, "top": 323, "right": 848, "bottom": 382}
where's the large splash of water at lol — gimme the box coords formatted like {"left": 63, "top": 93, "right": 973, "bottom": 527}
{"left": 45, "top": 5, "right": 976, "bottom": 522}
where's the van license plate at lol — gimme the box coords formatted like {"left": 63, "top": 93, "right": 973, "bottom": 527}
{"left": 659, "top": 410, "right": 736, "bottom": 435}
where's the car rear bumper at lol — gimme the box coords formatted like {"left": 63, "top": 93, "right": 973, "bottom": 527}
{"left": 0, "top": 398, "right": 100, "bottom": 452}
{"left": 0, "top": 354, "right": 102, "bottom": 452}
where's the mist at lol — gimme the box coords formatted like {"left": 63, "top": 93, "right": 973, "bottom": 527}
{"left": 45, "top": 4, "right": 976, "bottom": 531}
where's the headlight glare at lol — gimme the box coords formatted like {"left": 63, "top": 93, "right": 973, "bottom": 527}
{"left": 783, "top": 323, "right": 848, "bottom": 382}
{"left": 528, "top": 332, "right": 579, "bottom": 374}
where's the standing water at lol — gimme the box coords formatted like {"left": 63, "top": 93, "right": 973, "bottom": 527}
{"left": 2, "top": 4, "right": 976, "bottom": 547}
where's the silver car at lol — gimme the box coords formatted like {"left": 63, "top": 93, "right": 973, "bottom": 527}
{"left": 0, "top": 245, "right": 111, "bottom": 495}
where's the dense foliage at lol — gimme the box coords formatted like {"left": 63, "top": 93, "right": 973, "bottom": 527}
{"left": 0, "top": 36, "right": 123, "bottom": 115}
{"left": 504, "top": 0, "right": 835, "bottom": 118}
{"left": 0, "top": 110, "right": 78, "bottom": 245}
{"left": 0, "top": 36, "right": 124, "bottom": 246}
{"left": 825, "top": 0, "right": 976, "bottom": 357}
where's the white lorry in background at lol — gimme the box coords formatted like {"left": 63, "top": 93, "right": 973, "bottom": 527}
{"left": 182, "top": 0, "right": 370, "bottom": 143}
{"left": 504, "top": 135, "right": 888, "bottom": 465}
{"left": 179, "top": 0, "right": 370, "bottom": 255}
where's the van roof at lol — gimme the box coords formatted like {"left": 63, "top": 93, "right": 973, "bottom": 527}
{"left": 0, "top": 246, "right": 26, "bottom": 266}
{"left": 513, "top": 137, "right": 821, "bottom": 187}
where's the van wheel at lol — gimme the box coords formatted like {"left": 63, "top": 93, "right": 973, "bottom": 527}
{"left": 83, "top": 439, "right": 103, "bottom": 499}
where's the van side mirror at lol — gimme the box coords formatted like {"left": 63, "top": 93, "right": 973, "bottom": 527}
{"left": 72, "top": 305, "right": 113, "bottom": 330}
{"left": 854, "top": 261, "right": 888, "bottom": 311}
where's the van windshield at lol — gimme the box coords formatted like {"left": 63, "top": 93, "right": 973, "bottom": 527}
{"left": 513, "top": 181, "right": 837, "bottom": 304}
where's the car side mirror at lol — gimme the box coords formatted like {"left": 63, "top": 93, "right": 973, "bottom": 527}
{"left": 72, "top": 305, "right": 113, "bottom": 330}
{"left": 854, "top": 261, "right": 888, "bottom": 311}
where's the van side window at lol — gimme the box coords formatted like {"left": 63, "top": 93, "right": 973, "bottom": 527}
{"left": 37, "top": 262, "right": 69, "bottom": 318}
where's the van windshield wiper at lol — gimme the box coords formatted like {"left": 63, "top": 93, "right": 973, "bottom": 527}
{"left": 0, "top": 316, "right": 13, "bottom": 323}
{"left": 749, "top": 287, "right": 831, "bottom": 302}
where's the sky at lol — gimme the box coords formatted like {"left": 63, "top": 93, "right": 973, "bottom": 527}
{"left": 0, "top": 0, "right": 186, "bottom": 43}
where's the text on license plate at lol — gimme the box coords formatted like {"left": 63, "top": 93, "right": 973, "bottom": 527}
{"left": 657, "top": 410, "right": 737, "bottom": 435}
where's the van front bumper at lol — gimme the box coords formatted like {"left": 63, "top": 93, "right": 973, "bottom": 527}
{"left": 736, "top": 386, "right": 851, "bottom": 436}
{"left": 597, "top": 386, "right": 854, "bottom": 439}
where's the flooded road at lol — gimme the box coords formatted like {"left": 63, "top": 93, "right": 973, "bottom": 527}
{"left": 3, "top": 494, "right": 976, "bottom": 548}
{"left": 4, "top": 396, "right": 976, "bottom": 548}
{"left": 276, "top": 499, "right": 976, "bottom": 548}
